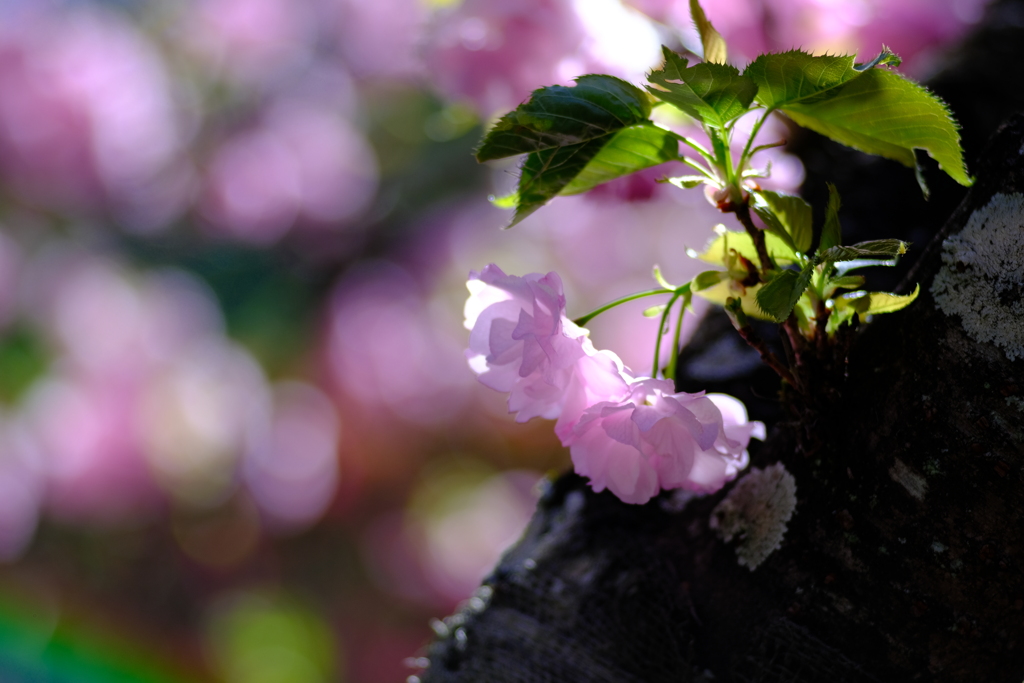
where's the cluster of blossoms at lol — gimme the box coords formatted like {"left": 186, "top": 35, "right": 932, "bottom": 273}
{"left": 465, "top": 264, "right": 764, "bottom": 504}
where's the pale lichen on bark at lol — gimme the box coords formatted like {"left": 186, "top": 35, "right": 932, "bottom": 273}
{"left": 932, "top": 192, "right": 1024, "bottom": 361}
{"left": 710, "top": 463, "right": 797, "bottom": 570}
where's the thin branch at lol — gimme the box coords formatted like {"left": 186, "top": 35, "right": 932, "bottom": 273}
{"left": 733, "top": 201, "right": 774, "bottom": 276}
{"left": 814, "top": 297, "right": 830, "bottom": 355}
{"left": 735, "top": 323, "right": 800, "bottom": 390}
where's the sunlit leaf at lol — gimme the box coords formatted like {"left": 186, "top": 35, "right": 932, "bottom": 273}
{"left": 752, "top": 189, "right": 813, "bottom": 253}
{"left": 834, "top": 284, "right": 920, "bottom": 315}
{"left": 745, "top": 51, "right": 861, "bottom": 109}
{"left": 665, "top": 175, "right": 710, "bottom": 189}
{"left": 745, "top": 50, "right": 970, "bottom": 189}
{"left": 689, "top": 0, "right": 727, "bottom": 64}
{"left": 557, "top": 125, "right": 680, "bottom": 195}
{"left": 489, "top": 190, "right": 518, "bottom": 209}
{"left": 755, "top": 266, "right": 813, "bottom": 322}
{"left": 826, "top": 305, "right": 857, "bottom": 334}
{"left": 829, "top": 274, "right": 866, "bottom": 289}
{"left": 476, "top": 75, "right": 651, "bottom": 162}
{"left": 784, "top": 71, "right": 970, "bottom": 189}
{"left": 694, "top": 229, "right": 798, "bottom": 267}
{"left": 646, "top": 47, "right": 756, "bottom": 128}
{"left": 475, "top": 75, "right": 680, "bottom": 226}
{"left": 695, "top": 281, "right": 772, "bottom": 320}
{"left": 644, "top": 304, "right": 668, "bottom": 317}
{"left": 692, "top": 270, "right": 725, "bottom": 291}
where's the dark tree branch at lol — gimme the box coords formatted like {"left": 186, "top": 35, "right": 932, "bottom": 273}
{"left": 418, "top": 114, "right": 1024, "bottom": 683}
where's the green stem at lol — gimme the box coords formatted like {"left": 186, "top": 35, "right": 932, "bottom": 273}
{"left": 737, "top": 108, "right": 774, "bottom": 175}
{"left": 652, "top": 292, "right": 680, "bottom": 378}
{"left": 665, "top": 292, "right": 691, "bottom": 381}
{"left": 668, "top": 131, "right": 716, "bottom": 165}
{"left": 747, "top": 139, "right": 786, "bottom": 158}
{"left": 573, "top": 288, "right": 673, "bottom": 327}
{"left": 734, "top": 200, "right": 774, "bottom": 275}
{"left": 708, "top": 128, "right": 735, "bottom": 188}
{"left": 679, "top": 156, "right": 717, "bottom": 180}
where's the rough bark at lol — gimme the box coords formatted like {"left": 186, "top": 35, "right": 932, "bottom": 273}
{"left": 418, "top": 7, "right": 1024, "bottom": 680}
{"left": 418, "top": 113, "right": 1024, "bottom": 683}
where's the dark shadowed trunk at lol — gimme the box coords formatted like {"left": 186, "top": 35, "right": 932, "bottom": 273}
{"left": 418, "top": 6, "right": 1024, "bottom": 681}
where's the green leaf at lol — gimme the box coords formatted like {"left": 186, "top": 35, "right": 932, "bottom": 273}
{"left": 489, "top": 190, "right": 518, "bottom": 209}
{"left": 782, "top": 68, "right": 970, "bottom": 188}
{"left": 820, "top": 182, "right": 843, "bottom": 251}
{"left": 752, "top": 190, "right": 813, "bottom": 253}
{"left": 689, "top": 0, "right": 727, "bottom": 64}
{"left": 646, "top": 47, "right": 756, "bottom": 128}
{"left": 820, "top": 239, "right": 907, "bottom": 263}
{"left": 555, "top": 125, "right": 680, "bottom": 195}
{"left": 475, "top": 75, "right": 681, "bottom": 225}
{"left": 834, "top": 258, "right": 898, "bottom": 274}
{"left": 476, "top": 75, "right": 651, "bottom": 162}
{"left": 696, "top": 281, "right": 772, "bottom": 320}
{"left": 854, "top": 46, "right": 902, "bottom": 71}
{"left": 755, "top": 266, "right": 813, "bottom": 322}
{"left": 745, "top": 50, "right": 970, "bottom": 189}
{"left": 694, "top": 229, "right": 798, "bottom": 267}
{"left": 644, "top": 304, "right": 668, "bottom": 317}
{"left": 652, "top": 265, "right": 675, "bottom": 290}
{"left": 829, "top": 274, "right": 866, "bottom": 290}
{"left": 692, "top": 270, "right": 725, "bottom": 291}
{"left": 834, "top": 284, "right": 920, "bottom": 315}
{"left": 665, "top": 175, "right": 710, "bottom": 189}
{"left": 744, "top": 51, "right": 862, "bottom": 109}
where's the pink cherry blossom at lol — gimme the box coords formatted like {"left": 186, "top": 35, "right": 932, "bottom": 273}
{"left": 571, "top": 380, "right": 761, "bottom": 503}
{"left": 687, "top": 393, "right": 766, "bottom": 492}
{"left": 465, "top": 265, "right": 762, "bottom": 504}
{"left": 464, "top": 264, "right": 629, "bottom": 427}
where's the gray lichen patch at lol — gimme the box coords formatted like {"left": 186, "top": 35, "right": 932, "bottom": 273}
{"left": 889, "top": 458, "right": 928, "bottom": 501}
{"left": 710, "top": 463, "right": 797, "bottom": 570}
{"left": 932, "top": 192, "right": 1024, "bottom": 361}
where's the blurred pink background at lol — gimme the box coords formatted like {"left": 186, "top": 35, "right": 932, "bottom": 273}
{"left": 0, "top": 0, "right": 987, "bottom": 680}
